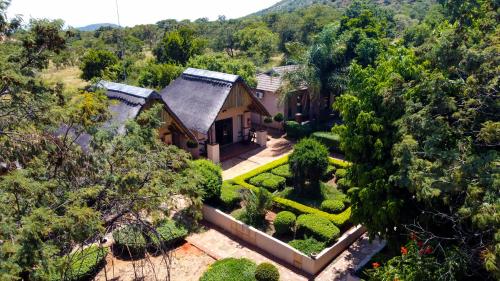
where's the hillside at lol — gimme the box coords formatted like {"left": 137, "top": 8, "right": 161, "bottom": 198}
{"left": 77, "top": 23, "right": 120, "bottom": 32}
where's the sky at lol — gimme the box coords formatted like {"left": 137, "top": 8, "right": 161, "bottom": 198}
{"left": 7, "top": 0, "right": 281, "bottom": 27}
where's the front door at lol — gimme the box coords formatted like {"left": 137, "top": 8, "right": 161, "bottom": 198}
{"left": 215, "top": 118, "right": 233, "bottom": 146}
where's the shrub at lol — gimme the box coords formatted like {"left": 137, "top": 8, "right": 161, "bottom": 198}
{"left": 321, "top": 200, "right": 345, "bottom": 214}
{"left": 240, "top": 187, "right": 273, "bottom": 228}
{"left": 248, "top": 173, "right": 286, "bottom": 191}
{"left": 328, "top": 157, "right": 350, "bottom": 168}
{"left": 289, "top": 138, "right": 329, "bottom": 190}
{"left": 311, "top": 131, "right": 341, "bottom": 152}
{"left": 113, "top": 225, "right": 147, "bottom": 258}
{"left": 273, "top": 211, "right": 296, "bottom": 235}
{"left": 271, "top": 164, "right": 292, "bottom": 180}
{"left": 220, "top": 181, "right": 242, "bottom": 210}
{"left": 186, "top": 139, "right": 198, "bottom": 148}
{"left": 284, "top": 121, "right": 312, "bottom": 139}
{"left": 149, "top": 220, "right": 188, "bottom": 252}
{"left": 193, "top": 159, "right": 222, "bottom": 203}
{"left": 336, "top": 178, "right": 351, "bottom": 191}
{"left": 335, "top": 169, "right": 347, "bottom": 179}
{"left": 289, "top": 237, "right": 326, "bottom": 256}
{"left": 232, "top": 155, "right": 289, "bottom": 192}
{"left": 322, "top": 165, "right": 336, "bottom": 180}
{"left": 273, "top": 113, "right": 284, "bottom": 123}
{"left": 200, "top": 258, "right": 257, "bottom": 281}
{"left": 296, "top": 214, "right": 340, "bottom": 243}
{"left": 255, "top": 262, "right": 280, "bottom": 281}
{"left": 264, "top": 116, "right": 273, "bottom": 124}
{"left": 54, "top": 246, "right": 108, "bottom": 281}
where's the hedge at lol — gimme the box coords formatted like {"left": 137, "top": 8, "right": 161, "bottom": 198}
{"left": 220, "top": 181, "right": 242, "bottom": 209}
{"left": 112, "top": 225, "right": 147, "bottom": 258}
{"left": 311, "top": 131, "right": 341, "bottom": 152}
{"left": 328, "top": 158, "right": 350, "bottom": 168}
{"left": 53, "top": 246, "right": 108, "bottom": 281}
{"left": 200, "top": 258, "right": 257, "bottom": 281}
{"left": 248, "top": 173, "right": 286, "bottom": 191}
{"left": 254, "top": 262, "right": 280, "bottom": 281}
{"left": 232, "top": 156, "right": 289, "bottom": 192}
{"left": 193, "top": 159, "right": 222, "bottom": 203}
{"left": 273, "top": 211, "right": 296, "bottom": 235}
{"left": 320, "top": 199, "right": 345, "bottom": 214}
{"left": 149, "top": 220, "right": 188, "bottom": 251}
{"left": 271, "top": 164, "right": 292, "bottom": 180}
{"left": 296, "top": 214, "right": 340, "bottom": 243}
{"left": 322, "top": 165, "right": 336, "bottom": 180}
{"left": 284, "top": 121, "right": 312, "bottom": 139}
{"left": 335, "top": 169, "right": 347, "bottom": 179}
{"left": 288, "top": 237, "right": 326, "bottom": 256}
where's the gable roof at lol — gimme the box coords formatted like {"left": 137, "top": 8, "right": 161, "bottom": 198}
{"left": 255, "top": 65, "right": 302, "bottom": 92}
{"left": 160, "top": 68, "right": 269, "bottom": 135}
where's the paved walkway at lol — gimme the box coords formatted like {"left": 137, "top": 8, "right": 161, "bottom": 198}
{"left": 221, "top": 131, "right": 294, "bottom": 180}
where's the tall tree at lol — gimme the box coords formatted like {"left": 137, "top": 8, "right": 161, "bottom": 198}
{"left": 153, "top": 25, "right": 205, "bottom": 65}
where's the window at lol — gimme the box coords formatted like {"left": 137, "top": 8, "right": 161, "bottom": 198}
{"left": 254, "top": 91, "right": 264, "bottom": 99}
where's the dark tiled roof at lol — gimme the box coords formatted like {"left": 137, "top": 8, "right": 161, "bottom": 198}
{"left": 255, "top": 65, "right": 302, "bottom": 92}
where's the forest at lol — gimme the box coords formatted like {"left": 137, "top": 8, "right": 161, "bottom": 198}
{"left": 0, "top": 0, "right": 498, "bottom": 280}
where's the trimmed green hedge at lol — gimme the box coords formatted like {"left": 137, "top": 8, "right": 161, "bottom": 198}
{"left": 284, "top": 121, "right": 312, "bottom": 139}
{"left": 328, "top": 158, "right": 350, "bottom": 168}
{"left": 54, "top": 246, "right": 108, "bottom": 281}
{"left": 113, "top": 225, "right": 147, "bottom": 258}
{"left": 321, "top": 200, "right": 345, "bottom": 214}
{"left": 254, "top": 262, "right": 280, "bottom": 281}
{"left": 296, "top": 214, "right": 340, "bottom": 243}
{"left": 200, "top": 258, "right": 257, "bottom": 281}
{"left": 220, "top": 181, "right": 242, "bottom": 210}
{"left": 193, "top": 159, "right": 222, "bottom": 203}
{"left": 273, "top": 211, "right": 296, "bottom": 235}
{"left": 335, "top": 169, "right": 347, "bottom": 179}
{"left": 311, "top": 131, "right": 341, "bottom": 152}
{"left": 248, "top": 173, "right": 286, "bottom": 191}
{"left": 288, "top": 237, "right": 326, "bottom": 256}
{"left": 149, "top": 219, "right": 188, "bottom": 251}
{"left": 271, "top": 164, "right": 292, "bottom": 180}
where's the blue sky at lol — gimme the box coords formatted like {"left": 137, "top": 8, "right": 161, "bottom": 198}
{"left": 7, "top": 0, "right": 281, "bottom": 27}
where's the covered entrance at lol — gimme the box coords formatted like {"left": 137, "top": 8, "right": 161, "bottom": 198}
{"left": 215, "top": 118, "right": 233, "bottom": 146}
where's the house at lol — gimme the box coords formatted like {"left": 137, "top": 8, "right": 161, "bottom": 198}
{"left": 252, "top": 65, "right": 330, "bottom": 129}
{"left": 160, "top": 68, "right": 270, "bottom": 163}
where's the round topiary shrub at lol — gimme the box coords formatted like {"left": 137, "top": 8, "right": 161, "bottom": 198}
{"left": 200, "top": 258, "right": 257, "bottom": 281}
{"left": 273, "top": 211, "right": 296, "bottom": 235}
{"left": 320, "top": 199, "right": 345, "bottom": 214}
{"left": 335, "top": 168, "right": 347, "bottom": 179}
{"left": 193, "top": 159, "right": 222, "bottom": 203}
{"left": 273, "top": 113, "right": 284, "bottom": 123}
{"left": 296, "top": 214, "right": 340, "bottom": 243}
{"left": 113, "top": 225, "right": 147, "bottom": 259}
{"left": 255, "top": 262, "right": 280, "bottom": 281}
{"left": 289, "top": 138, "right": 329, "bottom": 190}
{"left": 248, "top": 173, "right": 286, "bottom": 191}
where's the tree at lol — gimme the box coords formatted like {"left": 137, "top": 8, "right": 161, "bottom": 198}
{"left": 234, "top": 23, "right": 278, "bottom": 65}
{"left": 79, "top": 48, "right": 119, "bottom": 81}
{"left": 289, "top": 138, "right": 329, "bottom": 192}
{"left": 138, "top": 60, "right": 183, "bottom": 89}
{"left": 153, "top": 25, "right": 204, "bottom": 65}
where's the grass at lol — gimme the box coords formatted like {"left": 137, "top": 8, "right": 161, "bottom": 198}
{"left": 39, "top": 63, "right": 88, "bottom": 92}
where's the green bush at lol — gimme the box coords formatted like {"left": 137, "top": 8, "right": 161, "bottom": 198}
{"left": 54, "top": 246, "right": 108, "bottom": 281}
{"left": 321, "top": 200, "right": 345, "bottom": 214}
{"left": 232, "top": 155, "right": 289, "bottom": 192}
{"left": 113, "top": 225, "right": 147, "bottom": 258}
{"left": 288, "top": 237, "right": 326, "bottom": 256}
{"left": 273, "top": 211, "right": 296, "bottom": 235}
{"left": 336, "top": 178, "right": 351, "bottom": 191}
{"left": 254, "top": 262, "right": 280, "bottom": 281}
{"left": 271, "top": 164, "right": 292, "bottom": 180}
{"left": 220, "top": 181, "right": 242, "bottom": 210}
{"left": 296, "top": 214, "right": 340, "bottom": 243}
{"left": 193, "top": 159, "right": 222, "bottom": 203}
{"left": 289, "top": 138, "right": 329, "bottom": 190}
{"left": 311, "top": 131, "right": 341, "bottom": 152}
{"left": 200, "top": 258, "right": 257, "bottom": 281}
{"left": 149, "top": 220, "right": 188, "bottom": 251}
{"left": 328, "top": 158, "right": 350, "bottom": 168}
{"left": 273, "top": 113, "right": 284, "bottom": 123}
{"left": 248, "top": 173, "right": 286, "bottom": 191}
{"left": 322, "top": 165, "right": 336, "bottom": 180}
{"left": 285, "top": 121, "right": 312, "bottom": 139}
{"left": 335, "top": 169, "right": 347, "bottom": 179}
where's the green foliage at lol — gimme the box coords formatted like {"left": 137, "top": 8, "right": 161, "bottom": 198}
{"left": 240, "top": 187, "right": 273, "bottom": 228}
{"left": 154, "top": 25, "right": 204, "bottom": 65}
{"left": 284, "top": 121, "right": 312, "bottom": 139}
{"left": 273, "top": 113, "right": 284, "bottom": 123}
{"left": 263, "top": 116, "right": 273, "bottom": 124}
{"left": 193, "top": 159, "right": 222, "bottom": 203}
{"left": 271, "top": 164, "right": 292, "bottom": 180}
{"left": 188, "top": 53, "right": 257, "bottom": 87}
{"left": 322, "top": 165, "right": 336, "bottom": 181}
{"left": 273, "top": 211, "right": 296, "bottom": 235}
{"left": 311, "top": 131, "right": 341, "bottom": 152}
{"left": 79, "top": 48, "right": 119, "bottom": 81}
{"left": 137, "top": 61, "right": 183, "bottom": 89}
{"left": 149, "top": 220, "right": 188, "bottom": 251}
{"left": 289, "top": 138, "right": 329, "bottom": 191}
{"left": 200, "top": 258, "right": 257, "bottom": 281}
{"left": 220, "top": 181, "right": 242, "bottom": 210}
{"left": 288, "top": 237, "right": 326, "bottom": 256}
{"left": 248, "top": 173, "right": 286, "bottom": 191}
{"left": 52, "top": 246, "right": 108, "bottom": 281}
{"left": 234, "top": 23, "right": 278, "bottom": 65}
{"left": 254, "top": 262, "right": 280, "bottom": 281}
{"left": 112, "top": 225, "right": 147, "bottom": 258}
{"left": 296, "top": 214, "right": 340, "bottom": 243}
{"left": 320, "top": 200, "right": 345, "bottom": 214}
{"left": 335, "top": 169, "right": 347, "bottom": 179}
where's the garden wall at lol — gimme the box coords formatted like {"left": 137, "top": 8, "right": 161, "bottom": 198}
{"left": 202, "top": 205, "right": 366, "bottom": 275}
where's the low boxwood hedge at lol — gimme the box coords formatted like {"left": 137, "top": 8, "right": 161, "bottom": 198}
{"left": 335, "top": 169, "right": 347, "bottom": 179}
{"left": 113, "top": 225, "right": 147, "bottom": 258}
{"left": 328, "top": 158, "right": 350, "bottom": 168}
{"left": 288, "top": 236, "right": 326, "bottom": 256}
{"left": 220, "top": 181, "right": 242, "bottom": 210}
{"left": 273, "top": 211, "right": 296, "bottom": 235}
{"left": 254, "top": 262, "right": 280, "bottom": 281}
{"left": 248, "top": 173, "right": 286, "bottom": 191}
{"left": 311, "top": 131, "right": 341, "bottom": 152}
{"left": 320, "top": 199, "right": 345, "bottom": 214}
{"left": 149, "top": 219, "right": 188, "bottom": 252}
{"left": 200, "top": 258, "right": 257, "bottom": 281}
{"left": 296, "top": 214, "right": 340, "bottom": 243}
{"left": 285, "top": 121, "right": 312, "bottom": 139}
{"left": 54, "top": 246, "right": 108, "bottom": 281}
{"left": 271, "top": 164, "right": 292, "bottom": 180}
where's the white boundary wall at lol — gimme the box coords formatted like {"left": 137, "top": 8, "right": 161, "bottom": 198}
{"left": 202, "top": 205, "right": 366, "bottom": 275}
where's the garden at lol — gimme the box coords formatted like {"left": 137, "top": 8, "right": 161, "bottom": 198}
{"left": 214, "top": 138, "right": 353, "bottom": 256}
